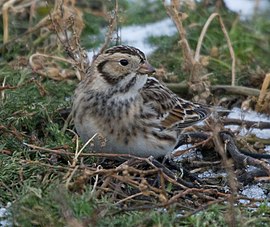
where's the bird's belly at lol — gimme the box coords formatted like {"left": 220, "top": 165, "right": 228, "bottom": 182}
{"left": 74, "top": 116, "right": 176, "bottom": 158}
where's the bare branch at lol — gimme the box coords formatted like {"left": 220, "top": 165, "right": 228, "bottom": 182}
{"left": 97, "top": 0, "right": 119, "bottom": 57}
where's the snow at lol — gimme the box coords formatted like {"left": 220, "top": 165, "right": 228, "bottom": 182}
{"left": 224, "top": 0, "right": 270, "bottom": 19}
{"left": 241, "top": 184, "right": 267, "bottom": 199}
{"left": 87, "top": 17, "right": 176, "bottom": 61}
{"left": 119, "top": 18, "right": 176, "bottom": 55}
{"left": 0, "top": 203, "right": 11, "bottom": 227}
{"left": 226, "top": 107, "right": 270, "bottom": 139}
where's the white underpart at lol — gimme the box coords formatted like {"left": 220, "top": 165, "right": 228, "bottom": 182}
{"left": 113, "top": 73, "right": 148, "bottom": 100}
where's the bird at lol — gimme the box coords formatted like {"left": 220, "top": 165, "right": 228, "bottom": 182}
{"left": 72, "top": 45, "right": 210, "bottom": 158}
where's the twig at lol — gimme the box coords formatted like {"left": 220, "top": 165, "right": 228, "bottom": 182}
{"left": 25, "top": 142, "right": 158, "bottom": 160}
{"left": 220, "top": 132, "right": 270, "bottom": 175}
{"left": 210, "top": 121, "right": 238, "bottom": 227}
{"left": 29, "top": 52, "right": 74, "bottom": 66}
{"left": 173, "top": 134, "right": 213, "bottom": 157}
{"left": 62, "top": 113, "right": 73, "bottom": 132}
{"left": 115, "top": 192, "right": 144, "bottom": 205}
{"left": 256, "top": 73, "right": 270, "bottom": 112}
{"left": 24, "top": 142, "right": 72, "bottom": 156}
{"left": 72, "top": 133, "right": 98, "bottom": 167}
{"left": 223, "top": 118, "right": 270, "bottom": 130}
{"left": 96, "top": 0, "right": 119, "bottom": 56}
{"left": 2, "top": 0, "right": 18, "bottom": 43}
{"left": 242, "top": 136, "right": 270, "bottom": 145}
{"left": 64, "top": 165, "right": 79, "bottom": 188}
{"left": 95, "top": 176, "right": 112, "bottom": 198}
{"left": 165, "top": 188, "right": 221, "bottom": 206}
{"left": 166, "top": 83, "right": 261, "bottom": 97}
{"left": 210, "top": 85, "right": 260, "bottom": 96}
{"left": 162, "top": 0, "right": 194, "bottom": 67}
{"left": 91, "top": 165, "right": 102, "bottom": 195}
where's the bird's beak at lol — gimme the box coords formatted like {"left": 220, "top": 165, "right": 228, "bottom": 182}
{"left": 138, "top": 62, "right": 156, "bottom": 75}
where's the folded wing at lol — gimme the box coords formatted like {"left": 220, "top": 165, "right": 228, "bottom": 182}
{"left": 140, "top": 77, "right": 210, "bottom": 129}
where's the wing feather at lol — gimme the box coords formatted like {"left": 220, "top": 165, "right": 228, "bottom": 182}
{"left": 140, "top": 77, "right": 210, "bottom": 129}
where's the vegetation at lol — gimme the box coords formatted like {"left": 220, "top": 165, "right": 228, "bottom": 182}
{"left": 1, "top": 0, "right": 270, "bottom": 226}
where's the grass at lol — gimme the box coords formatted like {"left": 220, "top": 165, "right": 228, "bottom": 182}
{"left": 1, "top": 0, "right": 270, "bottom": 226}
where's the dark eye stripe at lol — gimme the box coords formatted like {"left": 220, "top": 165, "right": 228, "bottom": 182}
{"left": 96, "top": 60, "right": 127, "bottom": 85}
{"left": 97, "top": 60, "right": 108, "bottom": 74}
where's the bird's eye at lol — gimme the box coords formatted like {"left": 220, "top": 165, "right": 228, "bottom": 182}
{"left": 119, "top": 59, "right": 129, "bottom": 66}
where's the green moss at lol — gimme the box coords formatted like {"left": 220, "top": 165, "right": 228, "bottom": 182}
{"left": 10, "top": 187, "right": 270, "bottom": 227}
{"left": 0, "top": 66, "right": 76, "bottom": 204}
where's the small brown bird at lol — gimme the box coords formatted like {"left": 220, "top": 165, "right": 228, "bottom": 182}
{"left": 72, "top": 45, "right": 210, "bottom": 158}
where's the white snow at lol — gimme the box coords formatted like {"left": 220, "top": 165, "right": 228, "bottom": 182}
{"left": 87, "top": 17, "right": 176, "bottom": 61}
{"left": 226, "top": 107, "right": 270, "bottom": 139}
{"left": 224, "top": 0, "right": 270, "bottom": 19}
{"left": 241, "top": 184, "right": 267, "bottom": 199}
{"left": 0, "top": 203, "right": 11, "bottom": 227}
{"left": 119, "top": 18, "right": 176, "bottom": 55}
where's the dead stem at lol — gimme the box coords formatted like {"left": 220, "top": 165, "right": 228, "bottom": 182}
{"left": 2, "top": 0, "right": 17, "bottom": 44}
{"left": 256, "top": 73, "right": 270, "bottom": 112}
{"left": 72, "top": 133, "right": 98, "bottom": 167}
{"left": 223, "top": 118, "right": 270, "bottom": 130}
{"left": 163, "top": 0, "right": 194, "bottom": 67}
{"left": 195, "top": 13, "right": 236, "bottom": 86}
{"left": 173, "top": 135, "right": 213, "bottom": 157}
{"left": 97, "top": 0, "right": 119, "bottom": 56}
{"left": 91, "top": 165, "right": 102, "bottom": 195}
{"left": 0, "top": 76, "right": 6, "bottom": 102}
{"left": 65, "top": 165, "right": 79, "bottom": 188}
{"left": 115, "top": 192, "right": 144, "bottom": 205}
{"left": 49, "top": 0, "right": 88, "bottom": 80}
{"left": 208, "top": 118, "right": 238, "bottom": 226}
{"left": 29, "top": 53, "right": 74, "bottom": 66}
{"left": 166, "top": 83, "right": 261, "bottom": 97}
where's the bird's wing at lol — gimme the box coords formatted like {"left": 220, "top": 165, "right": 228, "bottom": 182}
{"left": 140, "top": 77, "right": 210, "bottom": 129}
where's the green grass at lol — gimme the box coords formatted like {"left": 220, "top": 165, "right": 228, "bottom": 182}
{"left": 9, "top": 184, "right": 270, "bottom": 226}
{"left": 0, "top": 66, "right": 76, "bottom": 205}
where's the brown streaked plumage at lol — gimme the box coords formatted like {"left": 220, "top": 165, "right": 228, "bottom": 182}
{"left": 72, "top": 45, "right": 210, "bottom": 158}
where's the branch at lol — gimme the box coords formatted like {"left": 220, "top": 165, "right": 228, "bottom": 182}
{"left": 165, "top": 83, "right": 261, "bottom": 97}
{"left": 162, "top": 0, "right": 194, "bottom": 66}
{"left": 223, "top": 118, "right": 270, "bottom": 130}
{"left": 96, "top": 0, "right": 119, "bottom": 57}
{"left": 256, "top": 73, "right": 270, "bottom": 112}
{"left": 220, "top": 132, "right": 270, "bottom": 176}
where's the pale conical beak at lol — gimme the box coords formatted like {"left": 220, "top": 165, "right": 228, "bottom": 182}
{"left": 138, "top": 62, "right": 156, "bottom": 74}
